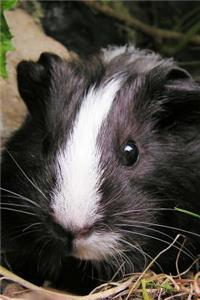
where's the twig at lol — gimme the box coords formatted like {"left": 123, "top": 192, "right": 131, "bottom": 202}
{"left": 125, "top": 234, "right": 182, "bottom": 300}
{"left": 82, "top": 1, "right": 200, "bottom": 46}
{"left": 164, "top": 292, "right": 188, "bottom": 300}
{"left": 194, "top": 272, "right": 200, "bottom": 296}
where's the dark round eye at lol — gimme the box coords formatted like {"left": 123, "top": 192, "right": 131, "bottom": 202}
{"left": 121, "top": 140, "right": 139, "bottom": 166}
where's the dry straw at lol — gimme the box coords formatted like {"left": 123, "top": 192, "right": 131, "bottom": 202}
{"left": 1, "top": 235, "right": 200, "bottom": 300}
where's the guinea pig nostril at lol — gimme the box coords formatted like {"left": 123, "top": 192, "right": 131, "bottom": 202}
{"left": 75, "top": 226, "right": 92, "bottom": 239}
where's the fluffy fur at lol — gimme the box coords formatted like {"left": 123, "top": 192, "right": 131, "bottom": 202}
{"left": 1, "top": 47, "right": 200, "bottom": 294}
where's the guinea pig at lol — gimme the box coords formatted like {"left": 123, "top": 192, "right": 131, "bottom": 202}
{"left": 1, "top": 45, "right": 200, "bottom": 295}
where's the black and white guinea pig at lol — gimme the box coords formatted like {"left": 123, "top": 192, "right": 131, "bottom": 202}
{"left": 1, "top": 46, "right": 200, "bottom": 294}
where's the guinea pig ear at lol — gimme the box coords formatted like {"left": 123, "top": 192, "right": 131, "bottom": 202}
{"left": 165, "top": 66, "right": 192, "bottom": 81}
{"left": 156, "top": 67, "right": 200, "bottom": 129}
{"left": 17, "top": 60, "right": 46, "bottom": 120}
{"left": 17, "top": 52, "right": 64, "bottom": 121}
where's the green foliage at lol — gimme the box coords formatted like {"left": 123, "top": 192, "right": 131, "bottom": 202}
{"left": 141, "top": 279, "right": 153, "bottom": 300}
{"left": 145, "top": 279, "right": 174, "bottom": 292}
{"left": 160, "top": 282, "right": 174, "bottom": 292}
{"left": 175, "top": 207, "right": 200, "bottom": 220}
{"left": 2, "top": 0, "right": 16, "bottom": 10}
{"left": 0, "top": 0, "right": 17, "bottom": 78}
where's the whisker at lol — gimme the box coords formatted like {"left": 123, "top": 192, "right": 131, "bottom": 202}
{"left": 103, "top": 194, "right": 173, "bottom": 211}
{"left": 119, "top": 242, "right": 140, "bottom": 274}
{"left": 119, "top": 251, "right": 134, "bottom": 277}
{"left": 112, "top": 208, "right": 176, "bottom": 218}
{"left": 118, "top": 221, "right": 200, "bottom": 239}
{"left": 10, "top": 228, "right": 42, "bottom": 241}
{"left": 117, "top": 223, "right": 195, "bottom": 260}
{"left": 118, "top": 228, "right": 194, "bottom": 261}
{"left": 109, "top": 251, "right": 126, "bottom": 281}
{"left": 37, "top": 239, "right": 52, "bottom": 273}
{"left": 5, "top": 149, "right": 48, "bottom": 201}
{"left": 105, "top": 257, "right": 120, "bottom": 281}
{"left": 119, "top": 237, "right": 147, "bottom": 269}
{"left": 1, "top": 222, "right": 42, "bottom": 240}
{"left": 0, "top": 188, "right": 41, "bottom": 208}
{"left": 22, "top": 222, "right": 42, "bottom": 232}
{"left": 1, "top": 202, "right": 33, "bottom": 209}
{"left": 119, "top": 238, "right": 163, "bottom": 273}
{"left": 0, "top": 207, "right": 37, "bottom": 216}
{"left": 117, "top": 253, "right": 127, "bottom": 278}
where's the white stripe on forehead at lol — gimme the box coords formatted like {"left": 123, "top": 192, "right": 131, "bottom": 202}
{"left": 52, "top": 77, "right": 123, "bottom": 230}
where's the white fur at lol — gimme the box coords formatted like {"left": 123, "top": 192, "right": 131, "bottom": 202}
{"left": 102, "top": 45, "right": 135, "bottom": 62}
{"left": 102, "top": 44, "right": 174, "bottom": 73}
{"left": 129, "top": 51, "right": 174, "bottom": 73}
{"left": 51, "top": 77, "right": 123, "bottom": 259}
{"left": 75, "top": 231, "right": 121, "bottom": 260}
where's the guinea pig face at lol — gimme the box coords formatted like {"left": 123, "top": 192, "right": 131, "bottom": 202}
{"left": 2, "top": 48, "right": 200, "bottom": 278}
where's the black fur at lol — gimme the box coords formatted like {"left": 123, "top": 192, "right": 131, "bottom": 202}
{"left": 1, "top": 50, "right": 200, "bottom": 294}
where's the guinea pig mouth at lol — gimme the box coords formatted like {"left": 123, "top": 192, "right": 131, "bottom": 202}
{"left": 45, "top": 215, "right": 121, "bottom": 260}
{"left": 73, "top": 231, "right": 121, "bottom": 261}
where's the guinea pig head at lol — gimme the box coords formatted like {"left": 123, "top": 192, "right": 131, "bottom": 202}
{"left": 2, "top": 50, "right": 200, "bottom": 281}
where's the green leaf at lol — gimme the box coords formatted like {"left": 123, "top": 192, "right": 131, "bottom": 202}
{"left": 141, "top": 279, "right": 153, "bottom": 300}
{"left": 175, "top": 207, "right": 200, "bottom": 220}
{"left": 2, "top": 0, "right": 17, "bottom": 10}
{"left": 161, "top": 282, "right": 174, "bottom": 292}
{"left": 0, "top": 0, "right": 17, "bottom": 78}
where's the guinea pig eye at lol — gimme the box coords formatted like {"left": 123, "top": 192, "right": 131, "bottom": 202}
{"left": 121, "top": 140, "right": 139, "bottom": 167}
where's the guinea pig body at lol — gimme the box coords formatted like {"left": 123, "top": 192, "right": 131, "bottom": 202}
{"left": 1, "top": 46, "right": 200, "bottom": 294}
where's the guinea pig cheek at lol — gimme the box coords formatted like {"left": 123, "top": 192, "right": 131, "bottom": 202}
{"left": 74, "top": 231, "right": 121, "bottom": 261}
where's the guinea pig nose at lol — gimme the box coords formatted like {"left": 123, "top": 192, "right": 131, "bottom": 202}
{"left": 75, "top": 226, "right": 92, "bottom": 239}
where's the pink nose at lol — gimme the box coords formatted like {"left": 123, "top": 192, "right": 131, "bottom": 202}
{"left": 75, "top": 226, "right": 92, "bottom": 239}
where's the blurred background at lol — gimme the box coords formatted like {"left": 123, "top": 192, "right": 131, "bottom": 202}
{"left": 19, "top": 0, "right": 200, "bottom": 79}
